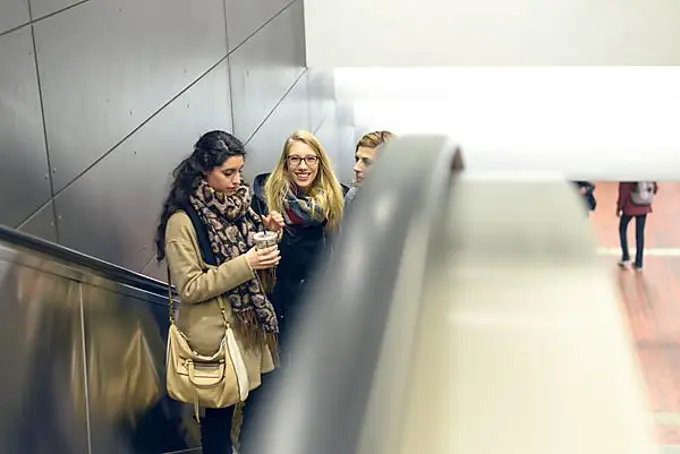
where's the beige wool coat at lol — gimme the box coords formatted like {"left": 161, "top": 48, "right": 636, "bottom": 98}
{"left": 165, "top": 211, "right": 276, "bottom": 391}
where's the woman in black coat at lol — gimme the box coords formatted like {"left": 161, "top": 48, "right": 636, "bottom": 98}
{"left": 251, "top": 130, "right": 345, "bottom": 361}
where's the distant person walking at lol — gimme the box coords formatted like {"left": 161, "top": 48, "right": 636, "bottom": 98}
{"left": 617, "top": 181, "right": 658, "bottom": 271}
{"left": 572, "top": 181, "right": 596, "bottom": 215}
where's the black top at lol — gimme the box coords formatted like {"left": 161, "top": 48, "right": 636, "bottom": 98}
{"left": 251, "top": 173, "right": 347, "bottom": 344}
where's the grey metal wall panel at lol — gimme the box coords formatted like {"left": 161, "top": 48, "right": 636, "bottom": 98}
{"left": 244, "top": 72, "right": 310, "bottom": 181}
{"left": 19, "top": 201, "right": 58, "bottom": 243}
{"left": 314, "top": 106, "right": 338, "bottom": 146}
{"left": 307, "top": 68, "right": 335, "bottom": 133}
{"left": 336, "top": 124, "right": 357, "bottom": 184}
{"left": 336, "top": 101, "right": 354, "bottom": 127}
{"left": 313, "top": 103, "right": 355, "bottom": 183}
{"left": 224, "top": 0, "right": 292, "bottom": 51}
{"left": 0, "top": 0, "right": 30, "bottom": 34}
{"left": 334, "top": 102, "right": 357, "bottom": 183}
{"left": 54, "top": 61, "right": 232, "bottom": 271}
{"left": 229, "top": 0, "right": 305, "bottom": 142}
{"left": 33, "top": 0, "right": 228, "bottom": 192}
{"left": 28, "top": 0, "right": 82, "bottom": 20}
{"left": 0, "top": 27, "right": 52, "bottom": 229}
{"left": 353, "top": 124, "right": 371, "bottom": 143}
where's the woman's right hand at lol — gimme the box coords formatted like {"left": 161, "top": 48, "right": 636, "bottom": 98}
{"left": 245, "top": 245, "right": 280, "bottom": 270}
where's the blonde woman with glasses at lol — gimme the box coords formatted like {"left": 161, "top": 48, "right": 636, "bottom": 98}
{"left": 252, "top": 130, "right": 344, "bottom": 361}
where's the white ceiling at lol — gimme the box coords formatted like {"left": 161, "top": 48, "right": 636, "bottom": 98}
{"left": 304, "top": 0, "right": 680, "bottom": 67}
{"left": 332, "top": 67, "right": 680, "bottom": 180}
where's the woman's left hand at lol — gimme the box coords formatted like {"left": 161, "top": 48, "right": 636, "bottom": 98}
{"left": 263, "top": 211, "right": 285, "bottom": 231}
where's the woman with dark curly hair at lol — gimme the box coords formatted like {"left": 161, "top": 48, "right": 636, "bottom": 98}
{"left": 155, "top": 130, "right": 284, "bottom": 454}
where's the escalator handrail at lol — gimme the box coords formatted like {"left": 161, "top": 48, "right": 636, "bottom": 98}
{"left": 250, "top": 135, "right": 462, "bottom": 454}
{"left": 0, "top": 224, "right": 170, "bottom": 298}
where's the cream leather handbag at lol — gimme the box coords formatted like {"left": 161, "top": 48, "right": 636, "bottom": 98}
{"left": 165, "top": 272, "right": 250, "bottom": 421}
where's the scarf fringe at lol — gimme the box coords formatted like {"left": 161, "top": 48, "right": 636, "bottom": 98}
{"left": 264, "top": 333, "right": 280, "bottom": 368}
{"left": 232, "top": 308, "right": 280, "bottom": 367}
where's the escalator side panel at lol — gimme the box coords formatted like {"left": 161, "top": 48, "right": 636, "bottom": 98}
{"left": 0, "top": 259, "right": 90, "bottom": 454}
{"left": 0, "top": 246, "right": 200, "bottom": 453}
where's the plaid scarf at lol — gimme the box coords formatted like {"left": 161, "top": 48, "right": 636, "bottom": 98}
{"left": 283, "top": 188, "right": 327, "bottom": 228}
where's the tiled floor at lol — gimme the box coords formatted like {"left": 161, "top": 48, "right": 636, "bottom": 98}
{"left": 590, "top": 181, "right": 680, "bottom": 446}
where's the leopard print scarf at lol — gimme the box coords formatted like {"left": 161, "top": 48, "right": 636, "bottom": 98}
{"left": 189, "top": 180, "right": 279, "bottom": 350}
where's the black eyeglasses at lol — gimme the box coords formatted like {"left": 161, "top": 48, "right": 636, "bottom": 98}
{"left": 287, "top": 155, "right": 319, "bottom": 167}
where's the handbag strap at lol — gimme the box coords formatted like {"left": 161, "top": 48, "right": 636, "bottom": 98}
{"left": 166, "top": 266, "right": 230, "bottom": 328}
{"left": 166, "top": 265, "right": 233, "bottom": 425}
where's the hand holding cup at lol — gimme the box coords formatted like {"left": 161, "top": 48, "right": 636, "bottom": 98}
{"left": 246, "top": 231, "right": 280, "bottom": 270}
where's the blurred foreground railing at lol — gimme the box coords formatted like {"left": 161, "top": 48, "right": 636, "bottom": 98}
{"left": 248, "top": 135, "right": 463, "bottom": 454}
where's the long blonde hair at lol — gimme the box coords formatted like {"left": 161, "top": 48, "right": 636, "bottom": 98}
{"left": 264, "top": 130, "right": 344, "bottom": 230}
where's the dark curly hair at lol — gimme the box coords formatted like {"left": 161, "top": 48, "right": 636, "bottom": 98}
{"left": 154, "top": 130, "right": 246, "bottom": 262}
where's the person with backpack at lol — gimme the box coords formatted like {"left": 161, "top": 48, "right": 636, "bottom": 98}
{"left": 617, "top": 181, "right": 658, "bottom": 271}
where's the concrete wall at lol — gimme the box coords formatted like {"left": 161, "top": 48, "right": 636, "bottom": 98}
{"left": 0, "top": 0, "right": 348, "bottom": 281}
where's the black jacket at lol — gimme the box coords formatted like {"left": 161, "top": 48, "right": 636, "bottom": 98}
{"left": 251, "top": 173, "right": 349, "bottom": 345}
